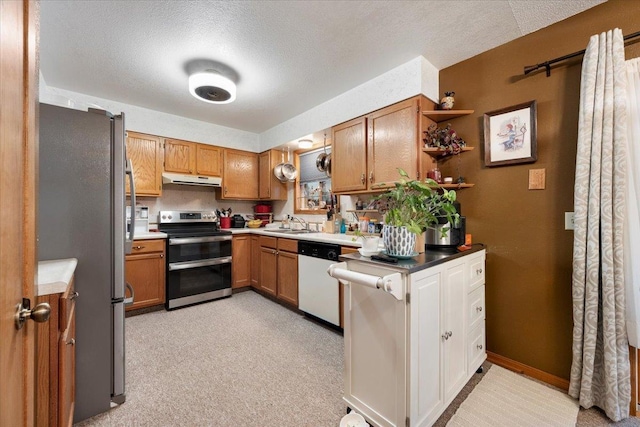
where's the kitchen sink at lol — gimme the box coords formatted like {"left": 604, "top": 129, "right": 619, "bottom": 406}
{"left": 264, "top": 229, "right": 315, "bottom": 235}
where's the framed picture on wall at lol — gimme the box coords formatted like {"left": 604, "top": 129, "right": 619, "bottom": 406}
{"left": 483, "top": 100, "right": 537, "bottom": 167}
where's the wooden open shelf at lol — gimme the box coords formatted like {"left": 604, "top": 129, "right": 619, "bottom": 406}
{"left": 436, "top": 183, "right": 475, "bottom": 189}
{"left": 422, "top": 110, "right": 474, "bottom": 122}
{"left": 346, "top": 209, "right": 380, "bottom": 213}
{"left": 422, "top": 146, "right": 475, "bottom": 159}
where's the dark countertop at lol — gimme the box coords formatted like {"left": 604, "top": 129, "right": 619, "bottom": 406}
{"left": 339, "top": 244, "right": 485, "bottom": 274}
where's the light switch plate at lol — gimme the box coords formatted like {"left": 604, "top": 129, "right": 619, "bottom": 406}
{"left": 565, "top": 212, "right": 575, "bottom": 230}
{"left": 529, "top": 168, "right": 546, "bottom": 190}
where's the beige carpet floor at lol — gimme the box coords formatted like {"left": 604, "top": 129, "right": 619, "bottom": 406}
{"left": 74, "top": 290, "right": 639, "bottom": 427}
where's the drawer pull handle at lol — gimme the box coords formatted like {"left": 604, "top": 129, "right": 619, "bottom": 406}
{"left": 67, "top": 338, "right": 76, "bottom": 346}
{"left": 133, "top": 245, "right": 145, "bottom": 250}
{"left": 477, "top": 344, "right": 483, "bottom": 350}
{"left": 70, "top": 291, "right": 79, "bottom": 300}
{"left": 476, "top": 306, "right": 483, "bottom": 312}
{"left": 160, "top": 254, "right": 164, "bottom": 258}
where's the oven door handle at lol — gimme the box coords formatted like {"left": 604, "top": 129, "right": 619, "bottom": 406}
{"left": 168, "top": 256, "right": 233, "bottom": 271}
{"left": 169, "top": 235, "right": 233, "bottom": 245}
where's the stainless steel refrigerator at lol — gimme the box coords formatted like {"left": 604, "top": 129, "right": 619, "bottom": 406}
{"left": 38, "top": 103, "right": 137, "bottom": 422}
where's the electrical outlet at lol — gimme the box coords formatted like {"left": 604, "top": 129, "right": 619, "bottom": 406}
{"left": 565, "top": 212, "right": 575, "bottom": 230}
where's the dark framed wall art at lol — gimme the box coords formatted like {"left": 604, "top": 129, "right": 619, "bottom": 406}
{"left": 483, "top": 100, "right": 537, "bottom": 167}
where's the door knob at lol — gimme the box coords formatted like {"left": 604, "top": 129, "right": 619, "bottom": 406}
{"left": 15, "top": 298, "right": 51, "bottom": 329}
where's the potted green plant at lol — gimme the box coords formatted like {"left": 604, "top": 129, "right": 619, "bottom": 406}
{"left": 423, "top": 123, "right": 467, "bottom": 157}
{"left": 374, "top": 168, "right": 459, "bottom": 257}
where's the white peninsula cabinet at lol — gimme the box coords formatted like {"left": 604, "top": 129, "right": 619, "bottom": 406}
{"left": 334, "top": 247, "right": 486, "bottom": 427}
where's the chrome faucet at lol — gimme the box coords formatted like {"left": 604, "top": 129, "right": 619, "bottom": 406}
{"left": 291, "top": 216, "right": 308, "bottom": 230}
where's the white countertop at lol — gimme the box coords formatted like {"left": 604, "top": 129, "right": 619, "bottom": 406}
{"left": 227, "top": 228, "right": 365, "bottom": 247}
{"left": 37, "top": 258, "right": 78, "bottom": 296}
{"left": 133, "top": 231, "right": 167, "bottom": 239}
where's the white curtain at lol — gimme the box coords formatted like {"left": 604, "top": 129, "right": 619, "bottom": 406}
{"left": 625, "top": 58, "right": 640, "bottom": 348}
{"left": 569, "top": 29, "right": 630, "bottom": 422}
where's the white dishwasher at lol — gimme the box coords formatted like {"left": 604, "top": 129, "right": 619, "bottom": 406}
{"left": 298, "top": 241, "right": 341, "bottom": 327}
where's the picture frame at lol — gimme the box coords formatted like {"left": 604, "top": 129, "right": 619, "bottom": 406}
{"left": 483, "top": 100, "right": 537, "bottom": 167}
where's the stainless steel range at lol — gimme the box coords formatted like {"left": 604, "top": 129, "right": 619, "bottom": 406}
{"left": 158, "top": 210, "right": 232, "bottom": 310}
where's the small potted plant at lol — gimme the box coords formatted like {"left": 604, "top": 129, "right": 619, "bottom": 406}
{"left": 374, "top": 168, "right": 459, "bottom": 257}
{"left": 423, "top": 123, "right": 467, "bottom": 157}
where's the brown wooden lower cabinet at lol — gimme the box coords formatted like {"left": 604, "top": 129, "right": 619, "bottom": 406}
{"left": 36, "top": 277, "right": 76, "bottom": 427}
{"left": 250, "top": 235, "right": 260, "bottom": 288}
{"left": 232, "top": 235, "right": 251, "bottom": 288}
{"left": 259, "top": 236, "right": 299, "bottom": 306}
{"left": 125, "top": 239, "right": 166, "bottom": 311}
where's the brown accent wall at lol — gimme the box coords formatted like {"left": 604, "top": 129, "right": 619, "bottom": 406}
{"left": 439, "top": 0, "right": 640, "bottom": 379}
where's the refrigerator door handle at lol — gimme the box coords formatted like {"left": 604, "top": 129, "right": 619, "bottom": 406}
{"left": 124, "top": 282, "right": 135, "bottom": 306}
{"left": 125, "top": 157, "right": 136, "bottom": 254}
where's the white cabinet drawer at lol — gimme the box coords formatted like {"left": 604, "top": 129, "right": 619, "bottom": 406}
{"left": 468, "top": 253, "right": 485, "bottom": 292}
{"left": 467, "top": 322, "right": 486, "bottom": 374}
{"left": 467, "top": 285, "right": 485, "bottom": 332}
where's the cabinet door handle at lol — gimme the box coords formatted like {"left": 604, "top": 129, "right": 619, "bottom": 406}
{"left": 361, "top": 173, "right": 365, "bottom": 184}
{"left": 67, "top": 338, "right": 76, "bottom": 346}
{"left": 160, "top": 254, "right": 164, "bottom": 258}
{"left": 476, "top": 306, "right": 483, "bottom": 312}
{"left": 369, "top": 171, "right": 373, "bottom": 183}
{"left": 224, "top": 186, "right": 228, "bottom": 195}
{"left": 477, "top": 344, "right": 483, "bottom": 350}
{"left": 70, "top": 291, "right": 79, "bottom": 300}
{"left": 476, "top": 268, "right": 483, "bottom": 275}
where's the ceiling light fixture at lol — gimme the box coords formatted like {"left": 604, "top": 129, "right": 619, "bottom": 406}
{"left": 298, "top": 139, "right": 313, "bottom": 149}
{"left": 189, "top": 71, "right": 236, "bottom": 104}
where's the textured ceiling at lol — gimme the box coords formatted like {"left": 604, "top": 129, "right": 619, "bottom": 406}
{"left": 39, "top": 0, "right": 605, "bottom": 134}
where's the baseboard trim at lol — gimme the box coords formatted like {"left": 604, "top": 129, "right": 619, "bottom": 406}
{"left": 486, "top": 351, "right": 570, "bottom": 391}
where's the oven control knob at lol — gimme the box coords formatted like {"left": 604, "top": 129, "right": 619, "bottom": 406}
{"left": 327, "top": 250, "right": 337, "bottom": 261}
{"left": 161, "top": 215, "right": 166, "bottom": 220}
{"left": 168, "top": 215, "right": 173, "bottom": 220}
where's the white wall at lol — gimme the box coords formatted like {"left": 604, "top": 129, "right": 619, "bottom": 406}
{"left": 259, "top": 56, "right": 439, "bottom": 150}
{"left": 39, "top": 74, "right": 260, "bottom": 151}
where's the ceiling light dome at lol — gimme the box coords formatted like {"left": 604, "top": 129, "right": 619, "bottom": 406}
{"left": 298, "top": 139, "right": 313, "bottom": 149}
{"left": 189, "top": 71, "right": 236, "bottom": 104}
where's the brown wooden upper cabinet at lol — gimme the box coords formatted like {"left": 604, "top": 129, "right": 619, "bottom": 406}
{"left": 164, "top": 138, "right": 196, "bottom": 174}
{"left": 125, "top": 131, "right": 163, "bottom": 197}
{"left": 222, "top": 148, "right": 259, "bottom": 199}
{"left": 332, "top": 96, "right": 422, "bottom": 194}
{"left": 259, "top": 150, "right": 288, "bottom": 200}
{"left": 164, "top": 138, "right": 223, "bottom": 177}
{"left": 196, "top": 144, "right": 223, "bottom": 177}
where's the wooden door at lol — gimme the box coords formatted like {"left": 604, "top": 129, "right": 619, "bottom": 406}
{"left": 0, "top": 1, "right": 39, "bottom": 425}
{"left": 259, "top": 247, "right": 278, "bottom": 296}
{"left": 196, "top": 144, "right": 222, "bottom": 177}
{"left": 367, "top": 98, "right": 419, "bottom": 188}
{"left": 125, "top": 253, "right": 166, "bottom": 310}
{"left": 332, "top": 116, "right": 367, "bottom": 193}
{"left": 222, "top": 149, "right": 259, "bottom": 199}
{"left": 164, "top": 138, "right": 196, "bottom": 174}
{"left": 231, "top": 235, "right": 251, "bottom": 288}
{"left": 259, "top": 150, "right": 287, "bottom": 200}
{"left": 277, "top": 251, "right": 298, "bottom": 306}
{"left": 250, "top": 235, "right": 260, "bottom": 288}
{"left": 126, "top": 131, "right": 163, "bottom": 196}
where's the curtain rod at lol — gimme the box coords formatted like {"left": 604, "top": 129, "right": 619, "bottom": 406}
{"left": 523, "top": 30, "right": 640, "bottom": 77}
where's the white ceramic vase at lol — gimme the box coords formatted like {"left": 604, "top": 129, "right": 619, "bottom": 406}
{"left": 382, "top": 225, "right": 416, "bottom": 257}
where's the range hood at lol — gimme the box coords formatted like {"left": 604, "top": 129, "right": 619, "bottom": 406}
{"left": 162, "top": 172, "right": 222, "bottom": 187}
